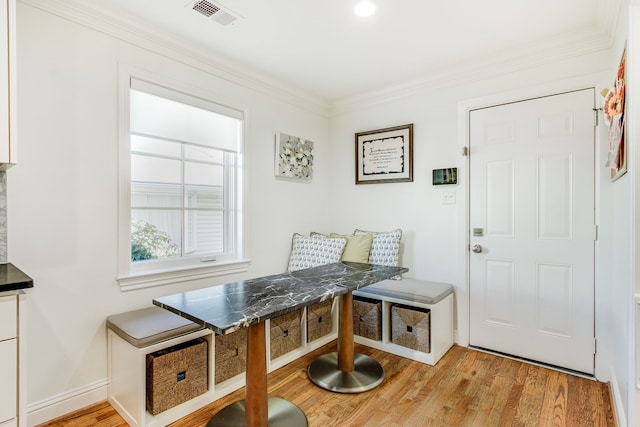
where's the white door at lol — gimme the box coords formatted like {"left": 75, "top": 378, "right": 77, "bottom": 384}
{"left": 469, "top": 89, "right": 595, "bottom": 374}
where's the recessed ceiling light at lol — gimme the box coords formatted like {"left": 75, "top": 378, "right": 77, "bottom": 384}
{"left": 354, "top": 1, "right": 376, "bottom": 17}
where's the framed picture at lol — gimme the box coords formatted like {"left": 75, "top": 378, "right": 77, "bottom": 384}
{"left": 603, "top": 44, "right": 627, "bottom": 182}
{"left": 275, "top": 132, "right": 314, "bottom": 181}
{"left": 355, "top": 124, "right": 413, "bottom": 184}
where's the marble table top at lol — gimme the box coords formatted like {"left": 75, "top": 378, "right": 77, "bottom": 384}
{"left": 153, "top": 262, "right": 408, "bottom": 335}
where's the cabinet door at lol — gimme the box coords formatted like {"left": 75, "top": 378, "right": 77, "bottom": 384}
{"left": 0, "top": 339, "right": 16, "bottom": 423}
{"left": 0, "top": 0, "right": 15, "bottom": 166}
{"left": 0, "top": 295, "right": 16, "bottom": 341}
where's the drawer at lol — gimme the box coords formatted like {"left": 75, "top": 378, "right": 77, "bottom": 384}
{"left": 0, "top": 295, "right": 16, "bottom": 341}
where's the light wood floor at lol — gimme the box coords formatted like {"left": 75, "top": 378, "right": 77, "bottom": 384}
{"left": 37, "top": 342, "right": 616, "bottom": 427}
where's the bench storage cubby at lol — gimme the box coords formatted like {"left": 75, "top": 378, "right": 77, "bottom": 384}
{"left": 270, "top": 310, "right": 302, "bottom": 360}
{"left": 214, "top": 328, "right": 247, "bottom": 384}
{"left": 353, "top": 278, "right": 454, "bottom": 366}
{"left": 352, "top": 295, "right": 382, "bottom": 341}
{"left": 107, "top": 306, "right": 211, "bottom": 427}
{"left": 146, "top": 338, "right": 208, "bottom": 415}
{"left": 108, "top": 303, "right": 339, "bottom": 427}
{"left": 307, "top": 299, "right": 333, "bottom": 342}
{"left": 391, "top": 304, "right": 431, "bottom": 353}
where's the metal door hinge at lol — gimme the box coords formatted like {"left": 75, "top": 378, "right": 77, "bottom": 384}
{"left": 594, "top": 224, "right": 598, "bottom": 241}
{"left": 593, "top": 108, "right": 601, "bottom": 127}
{"left": 593, "top": 338, "right": 597, "bottom": 354}
{"left": 462, "top": 146, "right": 469, "bottom": 157}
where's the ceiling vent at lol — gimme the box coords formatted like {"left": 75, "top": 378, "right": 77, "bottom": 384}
{"left": 187, "top": 0, "right": 242, "bottom": 26}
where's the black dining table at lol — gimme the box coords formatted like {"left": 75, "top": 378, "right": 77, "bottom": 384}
{"left": 153, "top": 262, "right": 408, "bottom": 427}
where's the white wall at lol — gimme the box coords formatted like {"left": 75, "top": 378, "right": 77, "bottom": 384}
{"left": 328, "top": 53, "right": 611, "bottom": 345}
{"left": 9, "top": 3, "right": 333, "bottom": 424}
{"left": 8, "top": 1, "right": 637, "bottom": 426}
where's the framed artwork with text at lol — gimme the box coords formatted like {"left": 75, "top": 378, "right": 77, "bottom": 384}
{"left": 355, "top": 124, "right": 413, "bottom": 184}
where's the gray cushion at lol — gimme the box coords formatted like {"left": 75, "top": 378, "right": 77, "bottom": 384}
{"left": 354, "top": 278, "right": 453, "bottom": 305}
{"left": 107, "top": 306, "right": 203, "bottom": 348}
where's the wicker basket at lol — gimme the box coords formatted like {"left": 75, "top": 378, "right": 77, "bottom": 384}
{"left": 307, "top": 299, "right": 333, "bottom": 342}
{"left": 215, "top": 328, "right": 247, "bottom": 384}
{"left": 391, "top": 304, "right": 431, "bottom": 353}
{"left": 146, "top": 338, "right": 208, "bottom": 415}
{"left": 270, "top": 310, "right": 301, "bottom": 360}
{"left": 353, "top": 296, "right": 382, "bottom": 341}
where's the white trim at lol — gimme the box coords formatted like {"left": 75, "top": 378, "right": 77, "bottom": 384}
{"left": 332, "top": 29, "right": 613, "bottom": 115}
{"left": 18, "top": 0, "right": 330, "bottom": 117}
{"left": 26, "top": 379, "right": 108, "bottom": 427}
{"left": 19, "top": 0, "right": 620, "bottom": 116}
{"left": 117, "top": 259, "right": 251, "bottom": 291}
{"left": 118, "top": 64, "right": 248, "bottom": 291}
{"left": 610, "top": 366, "right": 629, "bottom": 427}
{"left": 457, "top": 71, "right": 608, "bottom": 350}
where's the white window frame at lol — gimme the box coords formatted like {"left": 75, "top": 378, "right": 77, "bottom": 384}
{"left": 117, "top": 66, "right": 249, "bottom": 291}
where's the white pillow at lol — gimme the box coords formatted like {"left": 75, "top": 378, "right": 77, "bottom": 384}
{"left": 287, "top": 233, "right": 348, "bottom": 272}
{"left": 354, "top": 228, "right": 402, "bottom": 267}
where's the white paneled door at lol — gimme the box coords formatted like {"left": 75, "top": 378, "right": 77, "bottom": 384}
{"left": 469, "top": 89, "right": 595, "bottom": 374}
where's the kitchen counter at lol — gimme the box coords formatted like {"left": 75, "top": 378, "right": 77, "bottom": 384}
{"left": 0, "top": 263, "right": 33, "bottom": 292}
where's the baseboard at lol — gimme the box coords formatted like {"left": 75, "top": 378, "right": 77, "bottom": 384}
{"left": 609, "top": 367, "right": 628, "bottom": 427}
{"left": 26, "top": 378, "right": 107, "bottom": 427}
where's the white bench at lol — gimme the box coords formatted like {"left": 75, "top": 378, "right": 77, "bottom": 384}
{"left": 106, "top": 306, "right": 212, "bottom": 427}
{"left": 106, "top": 303, "right": 340, "bottom": 427}
{"left": 353, "top": 278, "right": 454, "bottom": 365}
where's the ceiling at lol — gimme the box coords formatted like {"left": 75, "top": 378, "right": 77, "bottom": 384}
{"left": 76, "top": 0, "right": 615, "bottom": 103}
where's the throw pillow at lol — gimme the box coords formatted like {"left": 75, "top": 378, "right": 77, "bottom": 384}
{"left": 329, "top": 233, "right": 373, "bottom": 263}
{"left": 354, "top": 228, "right": 403, "bottom": 267}
{"left": 287, "top": 233, "right": 348, "bottom": 272}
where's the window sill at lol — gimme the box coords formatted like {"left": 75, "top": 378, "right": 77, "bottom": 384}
{"left": 117, "top": 259, "right": 251, "bottom": 292}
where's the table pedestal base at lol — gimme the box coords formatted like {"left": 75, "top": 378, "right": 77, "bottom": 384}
{"left": 307, "top": 352, "right": 384, "bottom": 393}
{"left": 206, "top": 397, "right": 307, "bottom": 427}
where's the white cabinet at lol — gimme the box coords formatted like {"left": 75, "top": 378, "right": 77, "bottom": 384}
{"left": 0, "top": 0, "right": 16, "bottom": 168}
{"left": 0, "top": 295, "right": 17, "bottom": 425}
{"left": 0, "top": 292, "right": 24, "bottom": 427}
{"left": 0, "top": 339, "right": 16, "bottom": 424}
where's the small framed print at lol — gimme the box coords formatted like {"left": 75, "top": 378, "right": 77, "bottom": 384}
{"left": 355, "top": 124, "right": 413, "bottom": 184}
{"left": 275, "top": 132, "right": 314, "bottom": 181}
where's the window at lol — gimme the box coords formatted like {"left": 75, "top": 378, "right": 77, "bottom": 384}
{"left": 118, "top": 74, "right": 248, "bottom": 290}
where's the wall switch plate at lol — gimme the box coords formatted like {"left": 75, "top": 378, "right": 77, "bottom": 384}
{"left": 441, "top": 191, "right": 456, "bottom": 204}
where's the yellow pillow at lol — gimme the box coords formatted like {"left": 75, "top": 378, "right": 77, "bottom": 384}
{"left": 330, "top": 233, "right": 373, "bottom": 263}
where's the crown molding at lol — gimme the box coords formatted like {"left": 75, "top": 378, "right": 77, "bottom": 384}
{"left": 18, "top": 0, "right": 331, "bottom": 117}
{"left": 330, "top": 26, "right": 614, "bottom": 116}
{"left": 20, "top": 0, "right": 620, "bottom": 118}
{"left": 597, "top": 0, "right": 625, "bottom": 40}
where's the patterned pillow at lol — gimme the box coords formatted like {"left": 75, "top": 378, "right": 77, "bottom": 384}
{"left": 287, "top": 233, "right": 348, "bottom": 272}
{"left": 354, "top": 228, "right": 402, "bottom": 267}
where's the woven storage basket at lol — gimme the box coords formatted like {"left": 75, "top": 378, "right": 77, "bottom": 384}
{"left": 391, "top": 304, "right": 431, "bottom": 353}
{"left": 270, "top": 310, "right": 301, "bottom": 360}
{"left": 215, "top": 328, "right": 247, "bottom": 384}
{"left": 146, "top": 338, "right": 208, "bottom": 415}
{"left": 352, "top": 296, "right": 382, "bottom": 341}
{"left": 307, "top": 299, "right": 333, "bottom": 342}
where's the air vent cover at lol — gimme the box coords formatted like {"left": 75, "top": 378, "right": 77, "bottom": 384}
{"left": 188, "top": 0, "right": 242, "bottom": 26}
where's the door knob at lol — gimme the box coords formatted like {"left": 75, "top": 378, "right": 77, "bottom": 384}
{"left": 472, "top": 244, "right": 483, "bottom": 253}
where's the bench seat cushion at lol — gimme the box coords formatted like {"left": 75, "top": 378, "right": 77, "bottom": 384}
{"left": 354, "top": 278, "right": 453, "bottom": 305}
{"left": 107, "top": 306, "right": 203, "bottom": 348}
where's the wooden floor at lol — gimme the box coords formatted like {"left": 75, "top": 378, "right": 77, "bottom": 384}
{"left": 37, "top": 342, "right": 616, "bottom": 427}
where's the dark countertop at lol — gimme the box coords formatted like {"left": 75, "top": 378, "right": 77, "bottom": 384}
{"left": 0, "top": 263, "right": 34, "bottom": 292}
{"left": 153, "top": 262, "right": 408, "bottom": 335}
